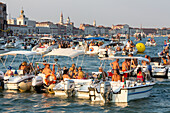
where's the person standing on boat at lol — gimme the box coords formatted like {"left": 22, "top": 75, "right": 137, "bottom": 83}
{"left": 110, "top": 59, "right": 120, "bottom": 74}
{"left": 42, "top": 64, "right": 55, "bottom": 75}
{"left": 126, "top": 40, "right": 131, "bottom": 51}
{"left": 164, "top": 40, "right": 167, "bottom": 47}
{"left": 122, "top": 59, "right": 128, "bottom": 81}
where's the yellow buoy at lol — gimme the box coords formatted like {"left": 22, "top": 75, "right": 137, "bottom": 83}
{"left": 136, "top": 43, "right": 145, "bottom": 53}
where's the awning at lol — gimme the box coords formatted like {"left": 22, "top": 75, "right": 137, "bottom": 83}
{"left": 100, "top": 56, "right": 149, "bottom": 62}
{"left": 0, "top": 51, "right": 40, "bottom": 57}
{"left": 43, "top": 48, "right": 84, "bottom": 58}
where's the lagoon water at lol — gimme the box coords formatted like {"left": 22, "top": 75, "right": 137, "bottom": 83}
{"left": 0, "top": 37, "right": 170, "bottom": 112}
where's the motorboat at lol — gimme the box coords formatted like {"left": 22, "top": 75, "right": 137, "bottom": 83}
{"left": 145, "top": 40, "right": 156, "bottom": 46}
{"left": 32, "top": 48, "right": 85, "bottom": 94}
{"left": 20, "top": 36, "right": 39, "bottom": 50}
{"left": 4, "top": 36, "right": 22, "bottom": 48}
{"left": 88, "top": 56, "right": 154, "bottom": 103}
{"left": 0, "top": 51, "right": 40, "bottom": 91}
{"left": 31, "top": 37, "right": 57, "bottom": 54}
{"left": 147, "top": 57, "right": 169, "bottom": 78}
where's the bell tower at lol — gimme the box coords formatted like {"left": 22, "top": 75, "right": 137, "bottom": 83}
{"left": 93, "top": 20, "right": 96, "bottom": 27}
{"left": 60, "top": 12, "right": 64, "bottom": 24}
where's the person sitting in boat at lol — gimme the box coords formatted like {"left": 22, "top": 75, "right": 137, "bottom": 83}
{"left": 122, "top": 59, "right": 128, "bottom": 81}
{"left": 5, "top": 66, "right": 14, "bottom": 76}
{"left": 70, "top": 63, "right": 76, "bottom": 72}
{"left": 126, "top": 40, "right": 131, "bottom": 51}
{"left": 110, "top": 59, "right": 120, "bottom": 75}
{"left": 69, "top": 67, "right": 75, "bottom": 78}
{"left": 165, "top": 46, "right": 169, "bottom": 56}
{"left": 152, "top": 39, "right": 155, "bottom": 43}
{"left": 160, "top": 49, "right": 166, "bottom": 57}
{"left": 43, "top": 42, "right": 49, "bottom": 48}
{"left": 122, "top": 46, "right": 127, "bottom": 52}
{"left": 38, "top": 43, "right": 42, "bottom": 47}
{"left": 93, "top": 67, "right": 107, "bottom": 81}
{"left": 137, "top": 67, "right": 144, "bottom": 82}
{"left": 112, "top": 69, "right": 121, "bottom": 82}
{"left": 19, "top": 61, "right": 29, "bottom": 74}
{"left": 116, "top": 46, "right": 121, "bottom": 51}
{"left": 162, "top": 57, "right": 167, "bottom": 65}
{"left": 63, "top": 69, "right": 71, "bottom": 80}
{"left": 77, "top": 67, "right": 85, "bottom": 79}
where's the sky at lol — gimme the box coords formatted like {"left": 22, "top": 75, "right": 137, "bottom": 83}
{"left": 1, "top": 0, "right": 170, "bottom": 28}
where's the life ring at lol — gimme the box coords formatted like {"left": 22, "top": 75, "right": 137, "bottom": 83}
{"left": 44, "top": 73, "right": 57, "bottom": 86}
{"left": 90, "top": 47, "right": 94, "bottom": 52}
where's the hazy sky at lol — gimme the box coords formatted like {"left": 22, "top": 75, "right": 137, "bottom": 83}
{"left": 2, "top": 0, "right": 170, "bottom": 28}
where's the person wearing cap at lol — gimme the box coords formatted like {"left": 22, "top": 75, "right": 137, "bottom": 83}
{"left": 5, "top": 66, "right": 14, "bottom": 76}
{"left": 98, "top": 67, "right": 107, "bottom": 81}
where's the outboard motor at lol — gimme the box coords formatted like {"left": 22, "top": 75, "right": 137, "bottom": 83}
{"left": 100, "top": 82, "right": 112, "bottom": 101}
{"left": 32, "top": 76, "right": 44, "bottom": 93}
{"left": 64, "top": 80, "right": 75, "bottom": 97}
{"left": 0, "top": 71, "right": 4, "bottom": 89}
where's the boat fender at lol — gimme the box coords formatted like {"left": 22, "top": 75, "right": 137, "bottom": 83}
{"left": 90, "top": 47, "right": 94, "bottom": 52}
{"left": 44, "top": 73, "right": 57, "bottom": 86}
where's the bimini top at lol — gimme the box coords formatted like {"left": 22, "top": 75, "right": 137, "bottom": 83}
{"left": 0, "top": 51, "right": 40, "bottom": 57}
{"left": 85, "top": 37, "right": 105, "bottom": 40}
{"left": 40, "top": 37, "right": 55, "bottom": 40}
{"left": 100, "top": 56, "right": 149, "bottom": 62}
{"left": 43, "top": 48, "right": 84, "bottom": 58}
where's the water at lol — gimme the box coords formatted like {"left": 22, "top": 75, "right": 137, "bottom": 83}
{"left": 0, "top": 37, "right": 170, "bottom": 113}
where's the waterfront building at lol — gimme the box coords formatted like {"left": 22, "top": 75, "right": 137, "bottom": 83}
{"left": 109, "top": 24, "right": 130, "bottom": 35}
{"left": 7, "top": 8, "right": 36, "bottom": 35}
{"left": 0, "top": 2, "right": 7, "bottom": 37}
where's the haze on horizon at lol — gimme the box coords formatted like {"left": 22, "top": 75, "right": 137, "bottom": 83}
{"left": 2, "top": 0, "right": 170, "bottom": 28}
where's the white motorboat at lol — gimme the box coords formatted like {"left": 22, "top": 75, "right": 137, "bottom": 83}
{"left": 32, "top": 48, "right": 85, "bottom": 94}
{"left": 149, "top": 57, "right": 168, "bottom": 78}
{"left": 88, "top": 56, "right": 154, "bottom": 103}
{"left": 0, "top": 51, "right": 40, "bottom": 91}
{"left": 89, "top": 81, "right": 154, "bottom": 103}
{"left": 31, "top": 37, "right": 57, "bottom": 54}
{"left": 145, "top": 40, "right": 156, "bottom": 46}
{"left": 4, "top": 36, "right": 22, "bottom": 48}
{"left": 20, "top": 36, "right": 39, "bottom": 50}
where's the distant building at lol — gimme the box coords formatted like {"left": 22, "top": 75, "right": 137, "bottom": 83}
{"left": 7, "top": 8, "right": 36, "bottom": 35}
{"left": 0, "top": 2, "right": 7, "bottom": 37}
{"left": 109, "top": 24, "right": 129, "bottom": 35}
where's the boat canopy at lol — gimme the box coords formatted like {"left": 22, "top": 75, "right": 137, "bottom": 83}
{"left": 43, "top": 48, "right": 84, "bottom": 58}
{"left": 0, "top": 51, "right": 40, "bottom": 57}
{"left": 101, "top": 42, "right": 124, "bottom": 48}
{"left": 100, "top": 56, "right": 149, "bottom": 62}
{"left": 40, "top": 37, "right": 55, "bottom": 40}
{"left": 85, "top": 37, "right": 105, "bottom": 40}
